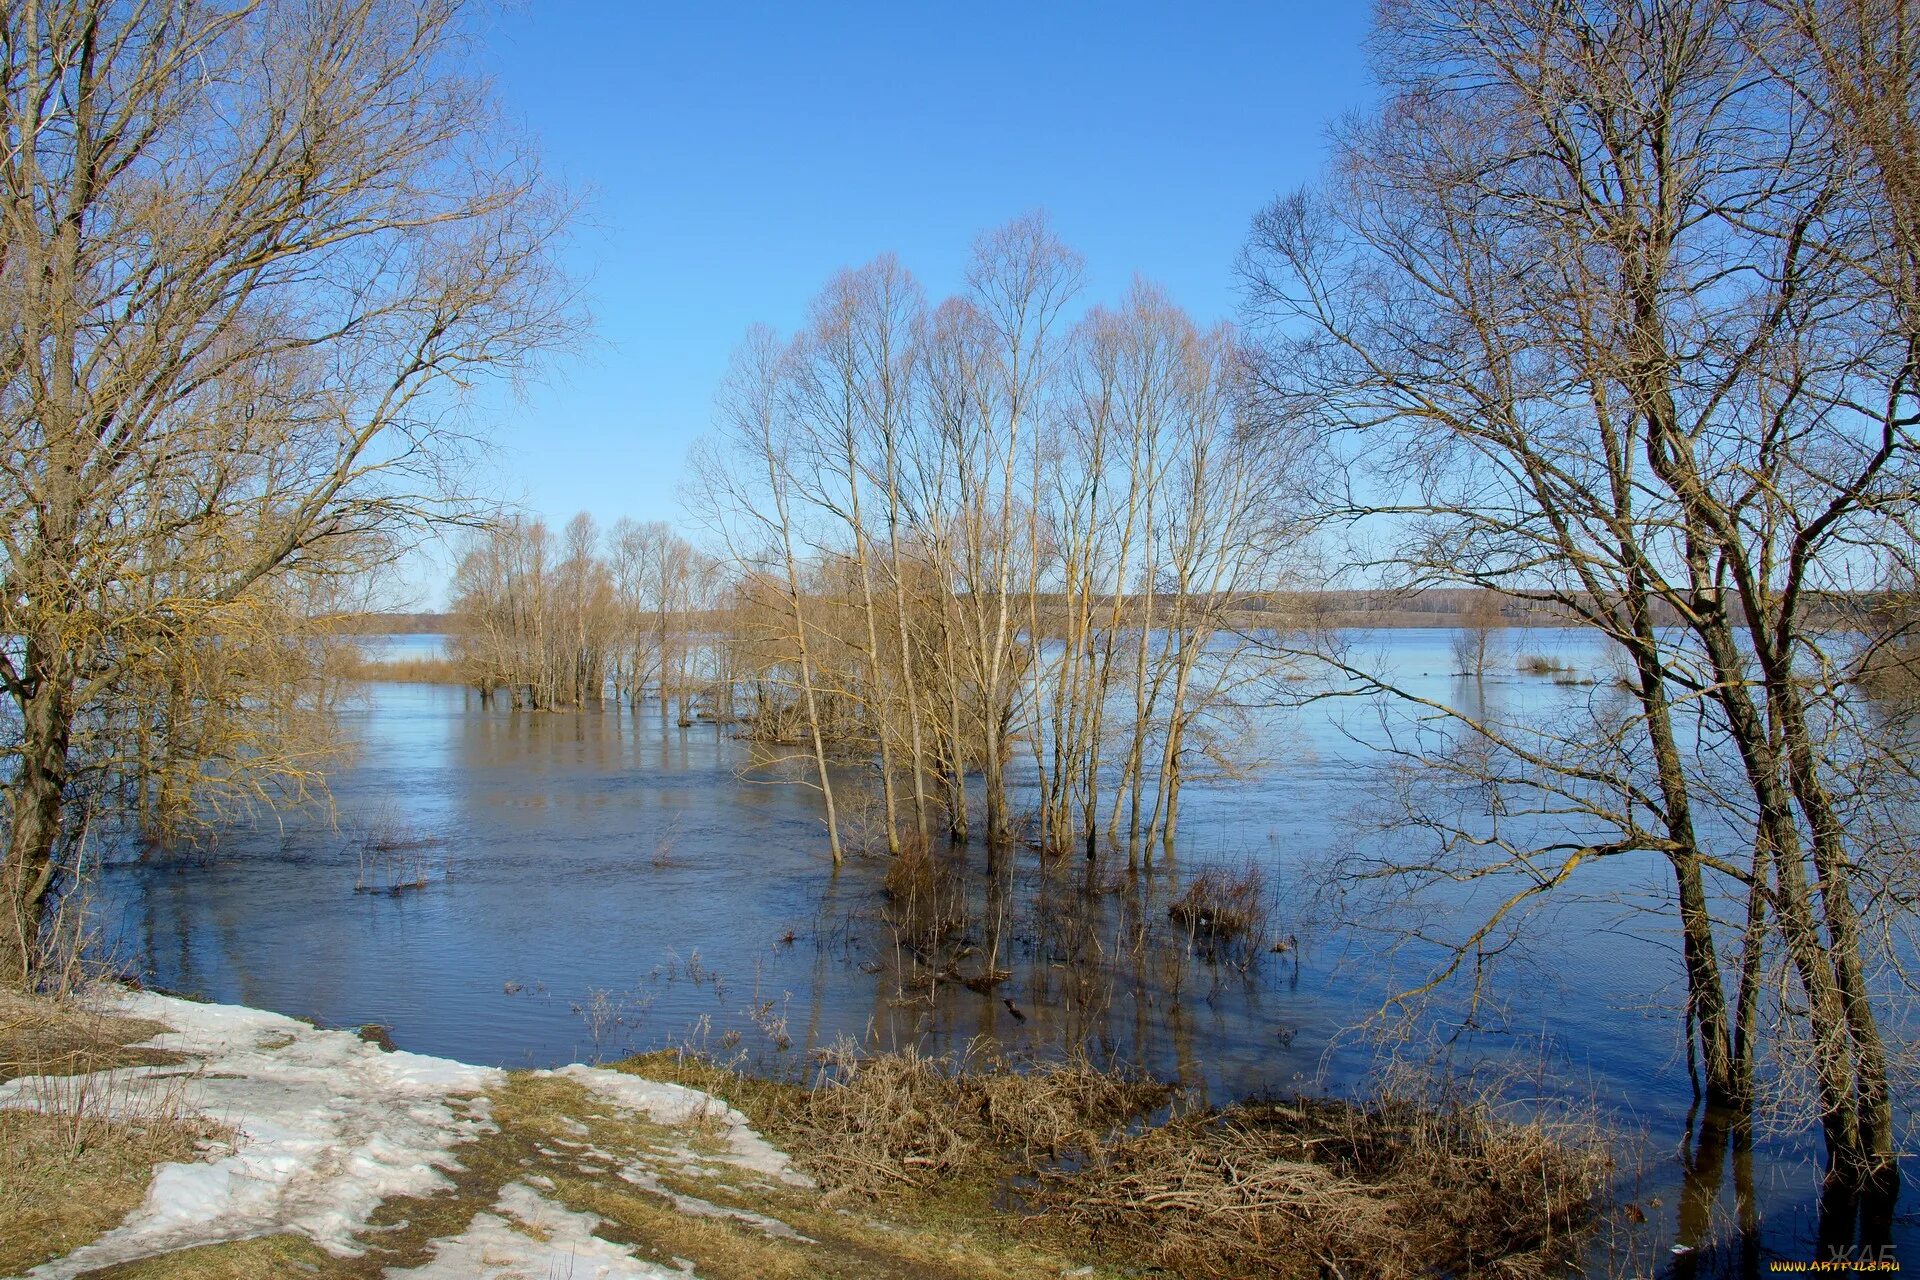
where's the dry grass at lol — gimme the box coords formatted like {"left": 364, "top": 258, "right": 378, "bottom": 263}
{"left": 630, "top": 1038, "right": 1170, "bottom": 1200}
{"left": 0, "top": 1107, "right": 217, "bottom": 1275}
{"left": 66, "top": 1064, "right": 1127, "bottom": 1280}
{"left": 1167, "top": 860, "right": 1274, "bottom": 969}
{"left": 81, "top": 1234, "right": 340, "bottom": 1279}
{"left": 1516, "top": 653, "right": 1574, "bottom": 675}
{"left": 1036, "top": 1093, "right": 1612, "bottom": 1280}
{"left": 880, "top": 836, "right": 972, "bottom": 953}
{"left": 786, "top": 1039, "right": 1171, "bottom": 1194}
{"left": 0, "top": 989, "right": 182, "bottom": 1082}
{"left": 4, "top": 989, "right": 1610, "bottom": 1280}
{"left": 341, "top": 654, "right": 468, "bottom": 684}
{"left": 0, "top": 989, "right": 224, "bottom": 1276}
{"left": 627, "top": 1046, "right": 1611, "bottom": 1280}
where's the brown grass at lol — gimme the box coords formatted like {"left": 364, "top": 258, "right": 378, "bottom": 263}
{"left": 0, "top": 989, "right": 224, "bottom": 1275}
{"left": 61, "top": 1058, "right": 1121, "bottom": 1280}
{"left": 1036, "top": 1093, "right": 1612, "bottom": 1279}
{"left": 81, "top": 1235, "right": 340, "bottom": 1279}
{"left": 625, "top": 1046, "right": 1611, "bottom": 1280}
{"left": 631, "top": 1039, "right": 1170, "bottom": 1198}
{"left": 1516, "top": 653, "right": 1574, "bottom": 675}
{"left": 880, "top": 837, "right": 972, "bottom": 952}
{"left": 0, "top": 989, "right": 183, "bottom": 1082}
{"left": 4, "top": 987, "right": 1609, "bottom": 1280}
{"left": 0, "top": 1108, "right": 217, "bottom": 1275}
{"left": 790, "top": 1039, "right": 1171, "bottom": 1192}
{"left": 1167, "top": 861, "right": 1274, "bottom": 969}
{"left": 341, "top": 654, "right": 468, "bottom": 684}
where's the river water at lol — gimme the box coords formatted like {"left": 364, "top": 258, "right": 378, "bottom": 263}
{"left": 92, "top": 626, "right": 1912, "bottom": 1275}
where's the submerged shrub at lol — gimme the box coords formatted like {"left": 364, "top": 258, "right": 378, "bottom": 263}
{"left": 880, "top": 836, "right": 971, "bottom": 951}
{"left": 1167, "top": 861, "right": 1273, "bottom": 969}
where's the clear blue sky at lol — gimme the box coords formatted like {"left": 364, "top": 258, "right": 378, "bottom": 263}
{"left": 409, "top": 2, "right": 1375, "bottom": 606}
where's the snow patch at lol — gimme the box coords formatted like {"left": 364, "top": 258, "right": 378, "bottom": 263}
{"left": 2, "top": 990, "right": 813, "bottom": 1277}
{"left": 387, "top": 1182, "right": 686, "bottom": 1279}
{"left": 540, "top": 1064, "right": 812, "bottom": 1187}
{"left": 616, "top": 1166, "right": 814, "bottom": 1243}
{"left": 1, "top": 991, "right": 499, "bottom": 1278}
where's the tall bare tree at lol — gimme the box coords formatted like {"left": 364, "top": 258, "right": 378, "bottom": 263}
{"left": 0, "top": 0, "right": 575, "bottom": 983}
{"left": 693, "top": 327, "right": 846, "bottom": 863}
{"left": 693, "top": 218, "right": 1293, "bottom": 873}
{"left": 1242, "top": 0, "right": 1914, "bottom": 1189}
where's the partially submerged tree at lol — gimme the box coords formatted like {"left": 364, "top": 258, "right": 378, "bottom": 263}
{"left": 691, "top": 327, "right": 847, "bottom": 863}
{"left": 689, "top": 218, "right": 1295, "bottom": 866}
{"left": 447, "top": 513, "right": 711, "bottom": 713}
{"left": 1242, "top": 0, "right": 1915, "bottom": 1190}
{"left": 1450, "top": 591, "right": 1503, "bottom": 680}
{"left": 0, "top": 0, "right": 575, "bottom": 983}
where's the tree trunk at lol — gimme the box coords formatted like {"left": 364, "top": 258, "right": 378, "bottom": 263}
{"left": 3, "top": 658, "right": 74, "bottom": 988}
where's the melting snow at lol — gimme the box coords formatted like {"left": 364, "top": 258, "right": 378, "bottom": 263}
{"left": 0, "top": 990, "right": 814, "bottom": 1274}
{"left": 0, "top": 990, "right": 815, "bottom": 1278}
{"left": 615, "top": 1166, "right": 814, "bottom": 1243}
{"left": 389, "top": 1182, "right": 685, "bottom": 1279}
{"left": 539, "top": 1064, "right": 813, "bottom": 1187}
{"left": 1, "top": 991, "right": 500, "bottom": 1278}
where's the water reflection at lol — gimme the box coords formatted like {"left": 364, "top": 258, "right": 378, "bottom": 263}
{"left": 90, "top": 628, "right": 1910, "bottom": 1270}
{"left": 1672, "top": 1106, "right": 1761, "bottom": 1278}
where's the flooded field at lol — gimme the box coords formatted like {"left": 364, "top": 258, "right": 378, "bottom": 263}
{"left": 93, "top": 628, "right": 1913, "bottom": 1275}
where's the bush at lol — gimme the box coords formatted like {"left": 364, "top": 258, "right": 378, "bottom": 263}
{"left": 880, "top": 837, "right": 971, "bottom": 952}
{"left": 762, "top": 1038, "right": 1173, "bottom": 1196}
{"left": 1167, "top": 861, "right": 1274, "bottom": 969}
{"left": 630, "top": 1044, "right": 1612, "bottom": 1279}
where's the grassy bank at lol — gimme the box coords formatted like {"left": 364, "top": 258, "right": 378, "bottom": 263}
{"left": 1, "top": 989, "right": 1612, "bottom": 1279}
{"left": 0, "top": 992, "right": 217, "bottom": 1276}
{"left": 631, "top": 1042, "right": 1614, "bottom": 1280}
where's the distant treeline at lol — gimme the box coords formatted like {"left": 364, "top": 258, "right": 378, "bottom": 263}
{"left": 331, "top": 612, "right": 457, "bottom": 635}
{"left": 335, "top": 588, "right": 1883, "bottom": 636}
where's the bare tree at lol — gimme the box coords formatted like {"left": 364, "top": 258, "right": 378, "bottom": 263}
{"left": 1451, "top": 591, "right": 1503, "bottom": 680}
{"left": 0, "top": 0, "right": 576, "bottom": 983}
{"left": 692, "top": 328, "right": 846, "bottom": 863}
{"left": 1242, "top": 0, "right": 1915, "bottom": 1189}
{"left": 691, "top": 217, "right": 1295, "bottom": 875}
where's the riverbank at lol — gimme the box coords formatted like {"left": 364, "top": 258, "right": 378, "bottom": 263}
{"left": 1, "top": 987, "right": 1083, "bottom": 1279}
{"left": 0, "top": 986, "right": 1610, "bottom": 1280}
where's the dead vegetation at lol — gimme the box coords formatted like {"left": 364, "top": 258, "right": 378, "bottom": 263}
{"left": 0, "top": 1108, "right": 215, "bottom": 1275}
{"left": 340, "top": 654, "right": 469, "bottom": 685}
{"left": 625, "top": 1042, "right": 1611, "bottom": 1278}
{"left": 1857, "top": 583, "right": 1920, "bottom": 701}
{"left": 780, "top": 1039, "right": 1171, "bottom": 1191}
{"left": 0, "top": 989, "right": 225, "bottom": 1275}
{"left": 57, "top": 1058, "right": 1132, "bottom": 1280}
{"left": 880, "top": 836, "right": 972, "bottom": 954}
{"left": 1038, "top": 1095, "right": 1611, "bottom": 1279}
{"left": 2, "top": 985, "right": 1611, "bottom": 1280}
{"left": 0, "top": 988, "right": 181, "bottom": 1083}
{"left": 1167, "top": 860, "right": 1274, "bottom": 969}
{"left": 351, "top": 809, "right": 449, "bottom": 894}
{"left": 1515, "top": 653, "right": 1575, "bottom": 676}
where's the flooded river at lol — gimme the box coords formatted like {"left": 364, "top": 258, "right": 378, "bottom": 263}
{"left": 93, "top": 627, "right": 1913, "bottom": 1275}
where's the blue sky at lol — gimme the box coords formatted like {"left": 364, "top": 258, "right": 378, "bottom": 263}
{"left": 411, "top": 2, "right": 1375, "bottom": 605}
